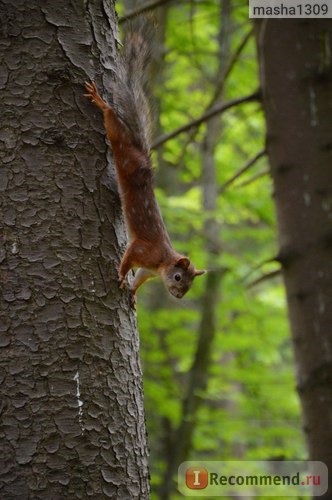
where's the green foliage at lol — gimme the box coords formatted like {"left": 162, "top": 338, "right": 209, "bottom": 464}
{"left": 118, "top": 1, "right": 305, "bottom": 497}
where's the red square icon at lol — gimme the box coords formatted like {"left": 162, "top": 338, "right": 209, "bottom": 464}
{"left": 185, "top": 467, "right": 208, "bottom": 489}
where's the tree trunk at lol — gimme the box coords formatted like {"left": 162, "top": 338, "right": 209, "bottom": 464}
{"left": 0, "top": 1, "right": 149, "bottom": 498}
{"left": 255, "top": 20, "right": 332, "bottom": 498}
{"left": 159, "top": 2, "right": 230, "bottom": 498}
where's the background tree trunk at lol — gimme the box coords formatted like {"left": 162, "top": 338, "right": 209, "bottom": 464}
{"left": 158, "top": 2, "right": 230, "bottom": 497}
{"left": 255, "top": 20, "right": 332, "bottom": 498}
{"left": 0, "top": 1, "right": 149, "bottom": 498}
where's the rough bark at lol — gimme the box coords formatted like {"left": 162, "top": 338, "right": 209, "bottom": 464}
{"left": 255, "top": 20, "right": 332, "bottom": 498}
{"left": 0, "top": 1, "right": 149, "bottom": 498}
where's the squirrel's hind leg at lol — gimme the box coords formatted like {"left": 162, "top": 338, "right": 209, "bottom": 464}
{"left": 131, "top": 268, "right": 156, "bottom": 294}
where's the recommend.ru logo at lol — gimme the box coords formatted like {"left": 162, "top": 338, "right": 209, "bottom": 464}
{"left": 178, "top": 461, "right": 328, "bottom": 497}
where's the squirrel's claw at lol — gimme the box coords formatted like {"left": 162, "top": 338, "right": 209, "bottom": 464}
{"left": 118, "top": 277, "right": 137, "bottom": 309}
{"left": 119, "top": 277, "right": 127, "bottom": 290}
{"left": 84, "top": 81, "right": 108, "bottom": 111}
{"left": 84, "top": 81, "right": 97, "bottom": 101}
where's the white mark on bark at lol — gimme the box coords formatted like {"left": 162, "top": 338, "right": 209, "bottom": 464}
{"left": 308, "top": 85, "right": 318, "bottom": 127}
{"left": 304, "top": 192, "right": 311, "bottom": 206}
{"left": 11, "top": 242, "right": 18, "bottom": 254}
{"left": 73, "top": 371, "right": 84, "bottom": 432}
{"left": 318, "top": 292, "right": 326, "bottom": 315}
{"left": 322, "top": 198, "right": 332, "bottom": 213}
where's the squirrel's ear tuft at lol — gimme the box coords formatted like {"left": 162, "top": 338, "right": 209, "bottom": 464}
{"left": 194, "top": 269, "right": 206, "bottom": 277}
{"left": 176, "top": 257, "right": 190, "bottom": 270}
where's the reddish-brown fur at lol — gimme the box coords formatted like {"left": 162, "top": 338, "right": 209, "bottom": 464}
{"left": 84, "top": 73, "right": 205, "bottom": 302}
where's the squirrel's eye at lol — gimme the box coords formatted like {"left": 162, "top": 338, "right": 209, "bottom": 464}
{"left": 174, "top": 273, "right": 182, "bottom": 282}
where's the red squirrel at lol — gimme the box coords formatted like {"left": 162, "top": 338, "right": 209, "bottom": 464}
{"left": 84, "top": 22, "right": 205, "bottom": 300}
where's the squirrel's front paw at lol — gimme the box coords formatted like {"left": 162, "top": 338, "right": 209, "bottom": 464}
{"left": 118, "top": 277, "right": 136, "bottom": 309}
{"left": 118, "top": 277, "right": 127, "bottom": 290}
{"left": 84, "top": 81, "right": 97, "bottom": 100}
{"left": 84, "top": 81, "right": 107, "bottom": 111}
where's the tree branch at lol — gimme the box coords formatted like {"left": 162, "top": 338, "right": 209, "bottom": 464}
{"left": 247, "top": 269, "right": 281, "bottom": 289}
{"left": 210, "top": 27, "right": 254, "bottom": 107}
{"left": 235, "top": 167, "right": 269, "bottom": 189}
{"left": 152, "top": 90, "right": 260, "bottom": 149}
{"left": 219, "top": 148, "right": 266, "bottom": 192}
{"left": 118, "top": 0, "right": 173, "bottom": 23}
{"left": 168, "top": 28, "right": 254, "bottom": 164}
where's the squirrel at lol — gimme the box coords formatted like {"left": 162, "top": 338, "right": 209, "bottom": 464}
{"left": 84, "top": 20, "right": 205, "bottom": 301}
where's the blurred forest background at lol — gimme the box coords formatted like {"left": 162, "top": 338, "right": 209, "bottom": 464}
{"left": 118, "top": 0, "right": 305, "bottom": 498}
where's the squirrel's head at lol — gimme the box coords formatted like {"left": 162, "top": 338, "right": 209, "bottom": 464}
{"left": 161, "top": 257, "right": 206, "bottom": 299}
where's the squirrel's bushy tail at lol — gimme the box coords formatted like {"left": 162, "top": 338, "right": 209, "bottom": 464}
{"left": 113, "top": 17, "right": 155, "bottom": 154}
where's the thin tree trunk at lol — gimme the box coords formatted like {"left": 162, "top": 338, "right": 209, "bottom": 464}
{"left": 255, "top": 19, "right": 332, "bottom": 498}
{"left": 0, "top": 1, "right": 149, "bottom": 498}
{"left": 159, "top": 2, "right": 230, "bottom": 498}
